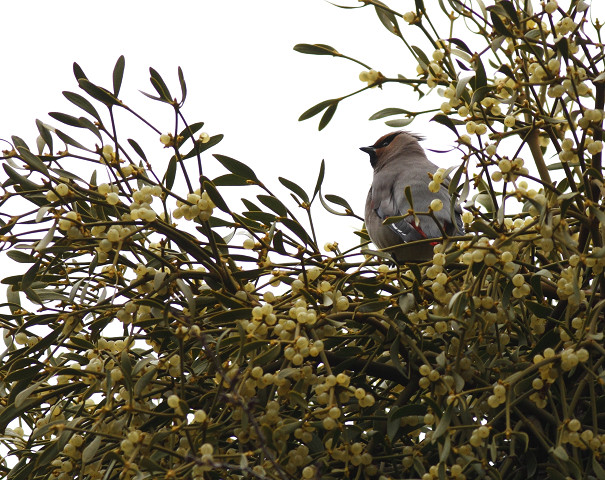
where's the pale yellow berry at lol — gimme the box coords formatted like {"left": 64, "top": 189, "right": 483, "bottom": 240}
{"left": 403, "top": 11, "right": 416, "bottom": 23}
{"left": 544, "top": 1, "right": 558, "bottom": 14}
{"left": 504, "top": 115, "right": 516, "bottom": 128}
{"left": 499, "top": 159, "right": 512, "bottom": 173}
{"left": 432, "top": 50, "right": 444, "bottom": 62}
{"left": 493, "top": 384, "right": 506, "bottom": 397}
{"left": 576, "top": 348, "right": 589, "bottom": 362}
{"left": 486, "top": 144, "right": 497, "bottom": 156}
{"left": 568, "top": 419, "right": 581, "bottom": 432}
{"left": 200, "top": 443, "right": 213, "bottom": 455}
{"left": 377, "top": 264, "right": 389, "bottom": 273}
{"left": 587, "top": 141, "right": 603, "bottom": 155}
{"left": 458, "top": 106, "right": 469, "bottom": 117}
{"left": 107, "top": 192, "right": 120, "bottom": 205}
{"left": 459, "top": 134, "right": 471, "bottom": 145}
{"left": 475, "top": 123, "right": 487, "bottom": 135}
{"left": 194, "top": 410, "right": 207, "bottom": 423}
{"left": 428, "top": 180, "right": 440, "bottom": 193}
{"left": 430, "top": 199, "right": 443, "bottom": 212}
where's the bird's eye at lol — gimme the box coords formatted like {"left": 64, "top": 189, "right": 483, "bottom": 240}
{"left": 374, "top": 132, "right": 399, "bottom": 149}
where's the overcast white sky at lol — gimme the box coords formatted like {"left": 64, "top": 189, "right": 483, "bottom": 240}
{"left": 0, "top": 1, "right": 470, "bottom": 249}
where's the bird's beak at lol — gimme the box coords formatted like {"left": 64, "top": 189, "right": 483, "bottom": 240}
{"left": 360, "top": 146, "right": 378, "bottom": 168}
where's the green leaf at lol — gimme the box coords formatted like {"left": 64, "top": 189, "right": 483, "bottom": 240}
{"left": 555, "top": 36, "right": 569, "bottom": 60}
{"left": 374, "top": 0, "right": 400, "bottom": 35}
{"left": 203, "top": 181, "right": 230, "bottom": 213}
{"left": 254, "top": 344, "right": 282, "bottom": 365}
{"left": 293, "top": 43, "right": 340, "bottom": 56}
{"left": 11, "top": 136, "right": 29, "bottom": 150}
{"left": 358, "top": 300, "right": 390, "bottom": 312}
{"left": 54, "top": 129, "right": 92, "bottom": 152}
{"left": 404, "top": 186, "right": 414, "bottom": 210}
{"left": 471, "top": 57, "right": 488, "bottom": 90}
{"left": 78, "top": 117, "right": 103, "bottom": 141}
{"left": 432, "top": 404, "right": 453, "bottom": 441}
{"left": 498, "top": 0, "right": 519, "bottom": 26}
{"left": 82, "top": 435, "right": 102, "bottom": 464}
{"left": 550, "top": 445, "right": 569, "bottom": 462}
{"left": 112, "top": 55, "right": 125, "bottom": 96}
{"left": 449, "top": 291, "right": 468, "bottom": 319}
{"left": 72, "top": 62, "right": 87, "bottom": 81}
{"left": 244, "top": 210, "right": 277, "bottom": 224}
{"left": 63, "top": 91, "right": 102, "bottom": 122}
{"left": 593, "top": 456, "right": 605, "bottom": 479}
{"left": 448, "top": 163, "right": 465, "bottom": 196}
{"left": 431, "top": 114, "right": 461, "bottom": 136}
{"left": 590, "top": 205, "right": 605, "bottom": 227}
{"left": 242, "top": 198, "right": 261, "bottom": 212}
{"left": 178, "top": 121, "right": 204, "bottom": 143}
{"left": 149, "top": 67, "right": 172, "bottom": 102}
{"left": 16, "top": 146, "right": 49, "bottom": 176}
{"left": 213, "top": 154, "right": 259, "bottom": 183}
{"left": 455, "top": 73, "right": 474, "bottom": 100}
{"left": 127, "top": 139, "right": 148, "bottom": 163}
{"left": 447, "top": 37, "right": 472, "bottom": 54}
{"left": 3, "top": 164, "right": 41, "bottom": 192}
{"left": 6, "top": 251, "right": 36, "bottom": 263}
{"left": 470, "top": 85, "right": 493, "bottom": 106}
{"left": 385, "top": 118, "right": 414, "bottom": 128}
{"left": 325, "top": 194, "right": 353, "bottom": 213}
{"left": 525, "top": 300, "right": 552, "bottom": 318}
{"left": 272, "top": 229, "right": 287, "bottom": 254}
{"left": 319, "top": 102, "right": 337, "bottom": 130}
{"left": 387, "top": 410, "right": 400, "bottom": 441}
{"left": 281, "top": 218, "right": 312, "bottom": 246}
{"left": 212, "top": 174, "right": 250, "bottom": 187}
{"left": 48, "top": 112, "right": 82, "bottom": 128}
{"left": 412, "top": 45, "right": 431, "bottom": 69}
{"left": 78, "top": 79, "right": 121, "bottom": 107}
{"left": 369, "top": 108, "right": 413, "bottom": 120}
{"left": 279, "top": 177, "right": 309, "bottom": 204}
{"left": 178, "top": 66, "right": 187, "bottom": 104}
{"left": 182, "top": 133, "right": 223, "bottom": 159}
{"left": 490, "top": 11, "right": 511, "bottom": 36}
{"left": 469, "top": 220, "right": 498, "bottom": 238}
{"left": 299, "top": 99, "right": 336, "bottom": 121}
{"left": 21, "top": 260, "right": 41, "bottom": 290}
{"left": 312, "top": 160, "right": 325, "bottom": 201}
{"left": 257, "top": 195, "right": 288, "bottom": 217}
{"left": 163, "top": 156, "right": 177, "bottom": 190}
{"left": 35, "top": 120, "right": 53, "bottom": 155}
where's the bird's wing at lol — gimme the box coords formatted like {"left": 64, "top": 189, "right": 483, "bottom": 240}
{"left": 382, "top": 175, "right": 463, "bottom": 239}
{"left": 440, "top": 179, "right": 464, "bottom": 236}
{"left": 370, "top": 176, "right": 428, "bottom": 243}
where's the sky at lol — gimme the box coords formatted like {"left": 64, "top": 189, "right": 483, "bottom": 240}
{"left": 0, "top": 1, "right": 468, "bottom": 250}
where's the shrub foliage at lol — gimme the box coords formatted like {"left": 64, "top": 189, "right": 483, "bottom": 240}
{"left": 1, "top": 1, "right": 604, "bottom": 479}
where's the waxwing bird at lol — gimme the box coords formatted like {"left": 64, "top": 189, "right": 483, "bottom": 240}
{"left": 362, "top": 131, "right": 463, "bottom": 262}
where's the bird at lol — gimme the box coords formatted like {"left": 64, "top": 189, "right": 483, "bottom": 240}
{"left": 361, "top": 131, "right": 463, "bottom": 262}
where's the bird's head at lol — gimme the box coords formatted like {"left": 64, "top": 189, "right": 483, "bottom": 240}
{"left": 360, "top": 131, "right": 425, "bottom": 170}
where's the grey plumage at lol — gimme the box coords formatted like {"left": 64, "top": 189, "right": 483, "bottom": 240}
{"left": 362, "top": 131, "right": 463, "bottom": 262}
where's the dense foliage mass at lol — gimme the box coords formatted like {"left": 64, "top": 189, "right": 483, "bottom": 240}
{"left": 0, "top": 1, "right": 604, "bottom": 479}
